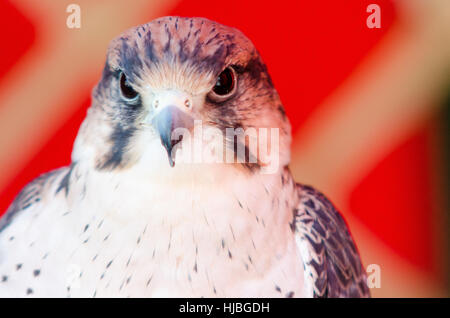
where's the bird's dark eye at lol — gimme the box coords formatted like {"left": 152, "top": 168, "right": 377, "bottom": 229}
{"left": 119, "top": 72, "right": 139, "bottom": 100}
{"left": 213, "top": 67, "right": 235, "bottom": 95}
{"left": 208, "top": 67, "right": 237, "bottom": 101}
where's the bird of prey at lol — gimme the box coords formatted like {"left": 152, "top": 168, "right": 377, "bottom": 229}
{"left": 0, "top": 17, "right": 369, "bottom": 298}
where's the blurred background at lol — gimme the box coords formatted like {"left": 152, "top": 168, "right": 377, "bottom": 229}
{"left": 0, "top": 0, "right": 448, "bottom": 297}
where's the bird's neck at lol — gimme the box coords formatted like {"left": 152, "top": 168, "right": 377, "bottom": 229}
{"left": 68, "top": 161, "right": 298, "bottom": 243}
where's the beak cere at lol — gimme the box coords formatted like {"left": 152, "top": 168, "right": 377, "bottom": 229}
{"left": 151, "top": 105, "right": 193, "bottom": 167}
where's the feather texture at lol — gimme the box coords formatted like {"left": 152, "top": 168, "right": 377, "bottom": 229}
{"left": 293, "top": 184, "right": 370, "bottom": 297}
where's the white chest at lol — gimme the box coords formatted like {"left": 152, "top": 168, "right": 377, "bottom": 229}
{"left": 0, "top": 164, "right": 307, "bottom": 297}
{"left": 63, "top": 165, "right": 306, "bottom": 297}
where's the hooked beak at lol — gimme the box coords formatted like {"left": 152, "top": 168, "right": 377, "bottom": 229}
{"left": 151, "top": 104, "right": 194, "bottom": 167}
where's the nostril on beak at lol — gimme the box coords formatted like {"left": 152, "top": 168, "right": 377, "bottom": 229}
{"left": 153, "top": 99, "right": 159, "bottom": 109}
{"left": 171, "top": 134, "right": 183, "bottom": 148}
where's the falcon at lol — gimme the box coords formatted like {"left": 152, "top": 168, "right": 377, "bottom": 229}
{"left": 0, "top": 17, "right": 370, "bottom": 297}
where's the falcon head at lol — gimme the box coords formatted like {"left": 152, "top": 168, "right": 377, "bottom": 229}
{"left": 73, "top": 17, "right": 291, "bottom": 176}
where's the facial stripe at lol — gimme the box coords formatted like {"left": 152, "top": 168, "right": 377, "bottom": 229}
{"left": 97, "top": 124, "right": 137, "bottom": 170}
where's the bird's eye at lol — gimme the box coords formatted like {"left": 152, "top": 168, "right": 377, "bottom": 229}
{"left": 208, "top": 66, "right": 237, "bottom": 102}
{"left": 119, "top": 72, "right": 139, "bottom": 100}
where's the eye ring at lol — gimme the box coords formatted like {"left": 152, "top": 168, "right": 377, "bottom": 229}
{"left": 119, "top": 72, "right": 139, "bottom": 101}
{"left": 208, "top": 66, "right": 237, "bottom": 102}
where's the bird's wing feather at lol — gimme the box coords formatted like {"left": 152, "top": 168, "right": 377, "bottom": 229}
{"left": 0, "top": 167, "right": 72, "bottom": 297}
{"left": 0, "top": 167, "right": 69, "bottom": 234}
{"left": 292, "top": 184, "right": 370, "bottom": 297}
